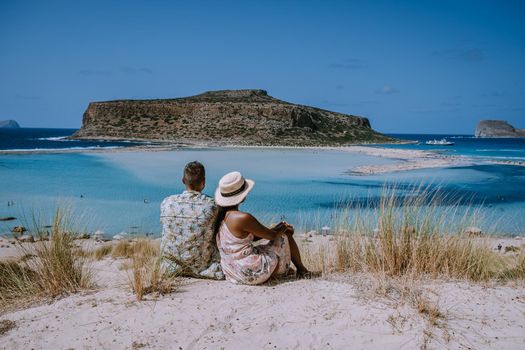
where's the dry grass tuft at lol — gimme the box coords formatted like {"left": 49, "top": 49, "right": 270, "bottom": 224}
{"left": 85, "top": 239, "right": 159, "bottom": 261}
{"left": 414, "top": 294, "right": 444, "bottom": 327}
{"left": 0, "top": 208, "right": 93, "bottom": 311}
{"left": 0, "top": 261, "right": 37, "bottom": 306}
{"left": 298, "top": 185, "right": 525, "bottom": 347}
{"left": 111, "top": 239, "right": 159, "bottom": 260}
{"left": 352, "top": 273, "right": 448, "bottom": 348}
{"left": 111, "top": 240, "right": 134, "bottom": 259}
{"left": 301, "top": 185, "right": 525, "bottom": 282}
{"left": 123, "top": 239, "right": 178, "bottom": 301}
{"left": 92, "top": 244, "right": 113, "bottom": 260}
{"left": 0, "top": 319, "right": 16, "bottom": 335}
{"left": 498, "top": 254, "right": 525, "bottom": 280}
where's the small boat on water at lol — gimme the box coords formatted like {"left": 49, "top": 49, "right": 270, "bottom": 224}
{"left": 425, "top": 138, "right": 454, "bottom": 146}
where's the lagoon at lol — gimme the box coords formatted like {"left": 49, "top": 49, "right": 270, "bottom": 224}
{"left": 1, "top": 146, "right": 524, "bottom": 236}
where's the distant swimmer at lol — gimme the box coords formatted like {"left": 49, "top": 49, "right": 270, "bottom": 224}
{"left": 80, "top": 194, "right": 84, "bottom": 198}
{"left": 144, "top": 199, "right": 149, "bottom": 204}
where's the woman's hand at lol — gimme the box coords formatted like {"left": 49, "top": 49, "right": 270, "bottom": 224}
{"left": 273, "top": 221, "right": 294, "bottom": 236}
{"left": 283, "top": 223, "right": 294, "bottom": 236}
{"left": 272, "top": 221, "right": 287, "bottom": 232}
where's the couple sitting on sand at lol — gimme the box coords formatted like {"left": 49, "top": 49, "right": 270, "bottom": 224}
{"left": 160, "top": 161, "right": 311, "bottom": 285}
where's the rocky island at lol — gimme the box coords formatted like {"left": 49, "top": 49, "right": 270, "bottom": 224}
{"left": 0, "top": 120, "right": 20, "bottom": 128}
{"left": 72, "top": 89, "right": 393, "bottom": 146}
{"left": 475, "top": 120, "right": 525, "bottom": 138}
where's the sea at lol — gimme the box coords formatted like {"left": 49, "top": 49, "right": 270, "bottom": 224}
{"left": 1, "top": 128, "right": 524, "bottom": 236}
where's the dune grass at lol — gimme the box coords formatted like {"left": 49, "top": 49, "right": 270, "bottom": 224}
{"left": 0, "top": 319, "right": 16, "bottom": 335}
{"left": 88, "top": 238, "right": 160, "bottom": 261}
{"left": 0, "top": 208, "right": 93, "bottom": 311}
{"left": 117, "top": 239, "right": 178, "bottom": 300}
{"left": 129, "top": 254, "right": 178, "bottom": 301}
{"left": 113, "top": 239, "right": 159, "bottom": 259}
{"left": 76, "top": 237, "right": 176, "bottom": 300}
{"left": 300, "top": 185, "right": 524, "bottom": 282}
{"left": 91, "top": 243, "right": 113, "bottom": 260}
{"left": 296, "top": 182, "right": 525, "bottom": 348}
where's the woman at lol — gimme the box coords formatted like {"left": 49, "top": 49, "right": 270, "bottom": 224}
{"left": 215, "top": 171, "right": 311, "bottom": 285}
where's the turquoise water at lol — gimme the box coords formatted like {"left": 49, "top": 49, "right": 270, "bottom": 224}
{"left": 1, "top": 147, "right": 524, "bottom": 236}
{"left": 385, "top": 134, "right": 525, "bottom": 162}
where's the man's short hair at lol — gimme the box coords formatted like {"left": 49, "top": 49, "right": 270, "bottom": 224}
{"left": 183, "top": 161, "right": 205, "bottom": 187}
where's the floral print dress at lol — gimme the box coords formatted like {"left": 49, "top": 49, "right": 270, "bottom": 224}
{"left": 216, "top": 220, "right": 291, "bottom": 285}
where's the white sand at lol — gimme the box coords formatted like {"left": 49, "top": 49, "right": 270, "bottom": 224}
{"left": 1, "top": 269, "right": 524, "bottom": 349}
{"left": 3, "top": 138, "right": 524, "bottom": 175}
{"left": 0, "top": 143, "right": 470, "bottom": 176}
{"left": 1, "top": 242, "right": 525, "bottom": 349}
{"left": 341, "top": 146, "right": 471, "bottom": 174}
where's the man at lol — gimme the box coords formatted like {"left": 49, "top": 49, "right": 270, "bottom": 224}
{"left": 160, "top": 161, "right": 224, "bottom": 279}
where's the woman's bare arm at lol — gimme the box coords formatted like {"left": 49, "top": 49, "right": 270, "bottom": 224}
{"left": 228, "top": 212, "right": 288, "bottom": 240}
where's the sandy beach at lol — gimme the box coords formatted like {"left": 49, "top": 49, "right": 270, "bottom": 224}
{"left": 1, "top": 235, "right": 524, "bottom": 349}
{"left": 0, "top": 141, "right": 473, "bottom": 175}
{"left": 1, "top": 259, "right": 524, "bottom": 349}
{"left": 2, "top": 142, "right": 523, "bottom": 177}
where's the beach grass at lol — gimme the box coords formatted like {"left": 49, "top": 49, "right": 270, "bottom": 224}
{"left": 0, "top": 208, "right": 93, "bottom": 311}
{"left": 299, "top": 185, "right": 524, "bottom": 282}
{"left": 2, "top": 185, "right": 523, "bottom": 312}
{"left": 0, "top": 319, "right": 16, "bottom": 335}
{"left": 124, "top": 239, "right": 179, "bottom": 300}
{"left": 72, "top": 237, "right": 176, "bottom": 300}
{"left": 92, "top": 243, "right": 113, "bottom": 260}
{"left": 88, "top": 238, "right": 160, "bottom": 261}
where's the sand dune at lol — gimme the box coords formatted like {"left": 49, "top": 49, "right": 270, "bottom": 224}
{"left": 1, "top": 255, "right": 524, "bottom": 350}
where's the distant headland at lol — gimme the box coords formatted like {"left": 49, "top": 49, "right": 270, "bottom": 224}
{"left": 475, "top": 120, "right": 525, "bottom": 138}
{"left": 0, "top": 120, "right": 20, "bottom": 128}
{"left": 72, "top": 89, "right": 394, "bottom": 146}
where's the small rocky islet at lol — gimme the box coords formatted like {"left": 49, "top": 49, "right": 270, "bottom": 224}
{"left": 0, "top": 120, "right": 20, "bottom": 128}
{"left": 72, "top": 89, "right": 394, "bottom": 146}
{"left": 475, "top": 120, "right": 525, "bottom": 138}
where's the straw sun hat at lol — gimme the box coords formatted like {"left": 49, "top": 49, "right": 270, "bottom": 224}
{"left": 215, "top": 171, "right": 255, "bottom": 207}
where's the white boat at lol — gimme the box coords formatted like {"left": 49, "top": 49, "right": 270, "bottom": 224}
{"left": 425, "top": 138, "right": 454, "bottom": 146}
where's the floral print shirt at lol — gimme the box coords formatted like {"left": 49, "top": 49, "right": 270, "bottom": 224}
{"left": 160, "top": 190, "right": 224, "bottom": 279}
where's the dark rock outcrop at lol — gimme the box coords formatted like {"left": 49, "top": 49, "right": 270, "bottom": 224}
{"left": 72, "top": 89, "right": 393, "bottom": 146}
{"left": 0, "top": 120, "right": 20, "bottom": 128}
{"left": 11, "top": 226, "right": 27, "bottom": 234}
{"left": 475, "top": 120, "right": 525, "bottom": 138}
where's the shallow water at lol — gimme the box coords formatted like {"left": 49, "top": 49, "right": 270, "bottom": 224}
{"left": 386, "top": 133, "right": 525, "bottom": 162}
{"left": 1, "top": 148, "right": 524, "bottom": 236}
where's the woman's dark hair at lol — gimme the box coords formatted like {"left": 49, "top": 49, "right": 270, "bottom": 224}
{"left": 214, "top": 205, "right": 238, "bottom": 234}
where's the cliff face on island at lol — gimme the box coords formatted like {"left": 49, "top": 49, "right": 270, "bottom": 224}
{"left": 475, "top": 120, "right": 525, "bottom": 138}
{"left": 72, "top": 90, "right": 393, "bottom": 146}
{"left": 0, "top": 120, "right": 20, "bottom": 128}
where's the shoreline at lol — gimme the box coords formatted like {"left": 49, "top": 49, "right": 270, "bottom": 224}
{"left": 2, "top": 233, "right": 524, "bottom": 261}
{"left": 1, "top": 142, "right": 523, "bottom": 175}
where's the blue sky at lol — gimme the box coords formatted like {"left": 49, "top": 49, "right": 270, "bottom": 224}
{"left": 1, "top": 0, "right": 524, "bottom": 133}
